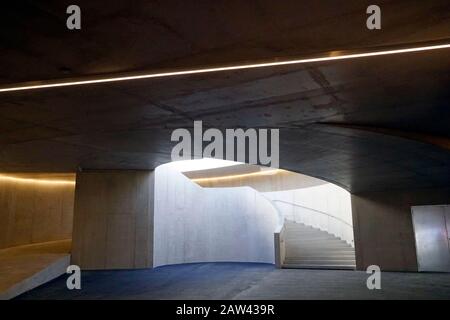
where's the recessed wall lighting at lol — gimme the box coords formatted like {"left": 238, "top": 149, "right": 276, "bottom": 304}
{"left": 0, "top": 174, "right": 75, "bottom": 186}
{"left": 191, "top": 169, "right": 282, "bottom": 183}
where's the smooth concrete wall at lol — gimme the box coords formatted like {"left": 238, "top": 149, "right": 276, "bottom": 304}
{"left": 154, "top": 163, "right": 280, "bottom": 267}
{"left": 351, "top": 187, "right": 450, "bottom": 272}
{"left": 0, "top": 175, "right": 74, "bottom": 249}
{"left": 71, "top": 170, "right": 154, "bottom": 270}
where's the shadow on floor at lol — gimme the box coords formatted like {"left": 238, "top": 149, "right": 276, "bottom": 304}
{"left": 16, "top": 262, "right": 450, "bottom": 300}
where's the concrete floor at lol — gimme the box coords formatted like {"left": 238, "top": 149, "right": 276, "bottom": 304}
{"left": 16, "top": 262, "right": 450, "bottom": 300}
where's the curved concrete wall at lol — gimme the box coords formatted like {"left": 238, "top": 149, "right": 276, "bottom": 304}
{"left": 153, "top": 163, "right": 279, "bottom": 267}
{"left": 0, "top": 174, "right": 75, "bottom": 249}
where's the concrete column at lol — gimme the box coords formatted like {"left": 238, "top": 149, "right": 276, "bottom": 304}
{"left": 351, "top": 187, "right": 450, "bottom": 272}
{"left": 71, "top": 170, "right": 154, "bottom": 270}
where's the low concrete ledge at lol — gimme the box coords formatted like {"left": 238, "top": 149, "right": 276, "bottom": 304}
{"left": 0, "top": 240, "right": 71, "bottom": 300}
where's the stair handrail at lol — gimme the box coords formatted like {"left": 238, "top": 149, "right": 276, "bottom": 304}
{"left": 271, "top": 199, "right": 354, "bottom": 246}
{"left": 260, "top": 194, "right": 284, "bottom": 229}
{"left": 271, "top": 199, "right": 353, "bottom": 229}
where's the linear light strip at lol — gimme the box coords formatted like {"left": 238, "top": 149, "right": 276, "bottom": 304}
{"left": 0, "top": 174, "right": 75, "bottom": 186}
{"left": 191, "top": 169, "right": 282, "bottom": 183}
{"left": 1, "top": 43, "right": 449, "bottom": 93}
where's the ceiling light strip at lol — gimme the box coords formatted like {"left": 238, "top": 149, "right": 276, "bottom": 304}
{"left": 1, "top": 43, "right": 449, "bottom": 93}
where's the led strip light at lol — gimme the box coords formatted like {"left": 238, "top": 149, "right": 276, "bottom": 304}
{"left": 0, "top": 174, "right": 75, "bottom": 186}
{"left": 191, "top": 169, "right": 282, "bottom": 183}
{"left": 0, "top": 43, "right": 449, "bottom": 93}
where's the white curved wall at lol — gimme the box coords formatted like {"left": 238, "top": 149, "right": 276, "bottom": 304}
{"left": 153, "top": 162, "right": 279, "bottom": 267}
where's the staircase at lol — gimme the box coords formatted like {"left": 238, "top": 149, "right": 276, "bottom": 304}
{"left": 282, "top": 221, "right": 356, "bottom": 270}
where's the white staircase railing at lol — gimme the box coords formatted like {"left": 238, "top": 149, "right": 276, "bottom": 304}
{"left": 271, "top": 200, "right": 354, "bottom": 247}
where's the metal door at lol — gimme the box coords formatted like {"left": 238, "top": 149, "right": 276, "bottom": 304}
{"left": 445, "top": 206, "right": 450, "bottom": 257}
{"left": 412, "top": 205, "right": 450, "bottom": 272}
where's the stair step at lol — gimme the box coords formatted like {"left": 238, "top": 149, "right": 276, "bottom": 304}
{"left": 285, "top": 253, "right": 355, "bottom": 258}
{"left": 285, "top": 256, "right": 356, "bottom": 261}
{"left": 282, "top": 222, "right": 355, "bottom": 270}
{"left": 285, "top": 239, "right": 349, "bottom": 244}
{"left": 286, "top": 247, "right": 354, "bottom": 252}
{"left": 284, "top": 259, "right": 356, "bottom": 264}
{"left": 286, "top": 244, "right": 353, "bottom": 250}
{"left": 285, "top": 225, "right": 325, "bottom": 229}
{"left": 286, "top": 249, "right": 354, "bottom": 255}
{"left": 285, "top": 229, "right": 327, "bottom": 233}
{"left": 285, "top": 236, "right": 341, "bottom": 240}
{"left": 282, "top": 264, "right": 356, "bottom": 270}
{"left": 286, "top": 242, "right": 354, "bottom": 247}
{"left": 285, "top": 229, "right": 324, "bottom": 233}
{"left": 286, "top": 248, "right": 354, "bottom": 253}
{"left": 286, "top": 240, "right": 352, "bottom": 245}
{"left": 285, "top": 236, "right": 342, "bottom": 240}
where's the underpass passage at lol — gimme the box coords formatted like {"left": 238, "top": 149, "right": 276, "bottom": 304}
{"left": 0, "top": 1, "right": 449, "bottom": 302}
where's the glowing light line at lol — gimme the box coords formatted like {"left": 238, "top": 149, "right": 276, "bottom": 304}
{"left": 1, "top": 43, "right": 449, "bottom": 93}
{"left": 191, "top": 169, "right": 282, "bottom": 182}
{"left": 0, "top": 174, "right": 75, "bottom": 186}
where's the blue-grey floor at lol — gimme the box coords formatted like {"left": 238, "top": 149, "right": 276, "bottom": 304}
{"left": 16, "top": 263, "right": 450, "bottom": 300}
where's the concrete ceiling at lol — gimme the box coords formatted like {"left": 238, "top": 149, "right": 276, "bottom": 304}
{"left": 0, "top": 0, "right": 449, "bottom": 193}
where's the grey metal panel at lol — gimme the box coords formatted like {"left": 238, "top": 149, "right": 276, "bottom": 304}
{"left": 445, "top": 207, "right": 450, "bottom": 250}
{"left": 412, "top": 205, "right": 450, "bottom": 272}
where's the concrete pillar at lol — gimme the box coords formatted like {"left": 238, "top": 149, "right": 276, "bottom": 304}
{"left": 71, "top": 170, "right": 154, "bottom": 270}
{"left": 351, "top": 187, "right": 450, "bottom": 272}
